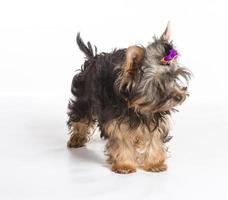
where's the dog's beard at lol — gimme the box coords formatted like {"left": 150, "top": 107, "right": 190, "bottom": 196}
{"left": 126, "top": 66, "right": 191, "bottom": 114}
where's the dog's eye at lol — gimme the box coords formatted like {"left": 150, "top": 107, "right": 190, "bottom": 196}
{"left": 173, "top": 95, "right": 183, "bottom": 102}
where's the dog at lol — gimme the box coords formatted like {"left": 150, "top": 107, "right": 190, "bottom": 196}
{"left": 67, "top": 22, "right": 191, "bottom": 174}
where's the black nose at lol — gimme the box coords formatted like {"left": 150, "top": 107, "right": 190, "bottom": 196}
{"left": 174, "top": 95, "right": 182, "bottom": 102}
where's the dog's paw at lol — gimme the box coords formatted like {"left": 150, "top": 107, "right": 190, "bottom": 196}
{"left": 112, "top": 163, "right": 136, "bottom": 174}
{"left": 143, "top": 163, "right": 167, "bottom": 172}
{"left": 67, "top": 135, "right": 87, "bottom": 148}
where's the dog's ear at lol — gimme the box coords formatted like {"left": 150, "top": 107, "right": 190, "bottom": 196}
{"left": 160, "top": 21, "right": 171, "bottom": 41}
{"left": 123, "top": 46, "right": 145, "bottom": 76}
{"left": 116, "top": 46, "right": 144, "bottom": 95}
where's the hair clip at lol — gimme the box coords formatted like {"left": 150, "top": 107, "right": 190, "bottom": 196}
{"left": 161, "top": 49, "right": 178, "bottom": 65}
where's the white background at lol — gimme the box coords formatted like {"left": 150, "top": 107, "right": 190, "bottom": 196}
{"left": 0, "top": 0, "right": 228, "bottom": 199}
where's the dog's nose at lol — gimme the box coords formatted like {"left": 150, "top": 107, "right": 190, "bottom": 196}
{"left": 174, "top": 95, "right": 183, "bottom": 102}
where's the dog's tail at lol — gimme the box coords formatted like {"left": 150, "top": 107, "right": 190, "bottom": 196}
{"left": 76, "top": 33, "right": 97, "bottom": 59}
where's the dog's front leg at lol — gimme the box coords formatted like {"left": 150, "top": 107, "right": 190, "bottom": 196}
{"left": 106, "top": 137, "right": 136, "bottom": 174}
{"left": 104, "top": 120, "right": 137, "bottom": 174}
{"left": 143, "top": 130, "right": 167, "bottom": 172}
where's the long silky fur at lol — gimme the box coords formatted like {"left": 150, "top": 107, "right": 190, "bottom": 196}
{"left": 67, "top": 34, "right": 190, "bottom": 142}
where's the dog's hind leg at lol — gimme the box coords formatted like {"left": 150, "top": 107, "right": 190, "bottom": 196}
{"left": 67, "top": 119, "right": 95, "bottom": 148}
{"left": 67, "top": 99, "right": 95, "bottom": 148}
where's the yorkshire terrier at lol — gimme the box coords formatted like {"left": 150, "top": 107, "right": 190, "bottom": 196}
{"left": 67, "top": 22, "right": 191, "bottom": 174}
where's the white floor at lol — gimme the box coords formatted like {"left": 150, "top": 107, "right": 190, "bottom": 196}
{"left": 1, "top": 0, "right": 228, "bottom": 199}
{"left": 0, "top": 95, "right": 227, "bottom": 200}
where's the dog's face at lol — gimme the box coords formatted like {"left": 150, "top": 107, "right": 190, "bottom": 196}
{"left": 117, "top": 22, "right": 191, "bottom": 114}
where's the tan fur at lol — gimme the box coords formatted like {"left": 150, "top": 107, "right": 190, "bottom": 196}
{"left": 116, "top": 46, "right": 145, "bottom": 92}
{"left": 127, "top": 97, "right": 149, "bottom": 112}
{"left": 142, "top": 129, "right": 167, "bottom": 172}
{"left": 112, "top": 163, "right": 136, "bottom": 174}
{"left": 123, "top": 46, "right": 145, "bottom": 75}
{"left": 67, "top": 120, "right": 95, "bottom": 148}
{"left": 104, "top": 118, "right": 169, "bottom": 173}
{"left": 105, "top": 121, "right": 136, "bottom": 172}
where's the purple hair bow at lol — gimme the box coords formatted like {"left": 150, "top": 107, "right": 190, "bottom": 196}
{"left": 161, "top": 48, "right": 178, "bottom": 64}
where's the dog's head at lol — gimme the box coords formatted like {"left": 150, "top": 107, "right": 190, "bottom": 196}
{"left": 116, "top": 22, "right": 191, "bottom": 114}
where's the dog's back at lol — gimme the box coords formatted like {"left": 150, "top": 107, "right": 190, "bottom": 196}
{"left": 68, "top": 34, "right": 127, "bottom": 133}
